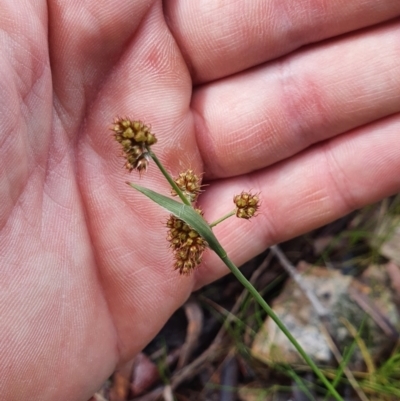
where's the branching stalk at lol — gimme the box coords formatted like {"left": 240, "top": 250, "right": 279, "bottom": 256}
{"left": 209, "top": 210, "right": 236, "bottom": 228}
{"left": 146, "top": 147, "right": 191, "bottom": 206}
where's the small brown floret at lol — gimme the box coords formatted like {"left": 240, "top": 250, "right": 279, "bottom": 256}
{"left": 112, "top": 118, "right": 157, "bottom": 173}
{"left": 166, "top": 209, "right": 207, "bottom": 275}
{"left": 171, "top": 169, "right": 203, "bottom": 203}
{"left": 233, "top": 192, "right": 260, "bottom": 219}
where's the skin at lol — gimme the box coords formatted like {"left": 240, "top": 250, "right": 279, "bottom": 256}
{"left": 1, "top": 0, "right": 400, "bottom": 399}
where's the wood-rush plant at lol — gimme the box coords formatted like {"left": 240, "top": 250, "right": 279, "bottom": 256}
{"left": 112, "top": 118, "right": 344, "bottom": 401}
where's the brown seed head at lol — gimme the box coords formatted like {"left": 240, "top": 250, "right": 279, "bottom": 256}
{"left": 112, "top": 118, "right": 157, "bottom": 173}
{"left": 233, "top": 192, "right": 260, "bottom": 219}
{"left": 166, "top": 209, "right": 207, "bottom": 275}
{"left": 171, "top": 169, "right": 202, "bottom": 202}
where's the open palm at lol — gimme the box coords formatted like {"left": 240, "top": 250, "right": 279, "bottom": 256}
{"left": 2, "top": 1, "right": 400, "bottom": 400}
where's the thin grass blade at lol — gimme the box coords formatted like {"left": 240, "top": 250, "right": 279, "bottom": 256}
{"left": 128, "top": 183, "right": 227, "bottom": 259}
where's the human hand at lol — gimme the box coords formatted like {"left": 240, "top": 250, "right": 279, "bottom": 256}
{"left": 1, "top": 1, "right": 400, "bottom": 400}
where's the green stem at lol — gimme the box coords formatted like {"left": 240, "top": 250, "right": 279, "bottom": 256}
{"left": 147, "top": 147, "right": 191, "bottom": 206}
{"left": 143, "top": 148, "right": 343, "bottom": 400}
{"left": 220, "top": 254, "right": 344, "bottom": 401}
{"left": 209, "top": 210, "right": 236, "bottom": 228}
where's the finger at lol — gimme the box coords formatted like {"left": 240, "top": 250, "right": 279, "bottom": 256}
{"left": 192, "top": 20, "right": 400, "bottom": 178}
{"left": 165, "top": 0, "right": 400, "bottom": 82}
{"left": 195, "top": 113, "right": 400, "bottom": 287}
{"left": 48, "top": 0, "right": 154, "bottom": 134}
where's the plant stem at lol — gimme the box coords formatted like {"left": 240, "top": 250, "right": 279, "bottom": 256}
{"left": 209, "top": 210, "right": 236, "bottom": 228}
{"left": 142, "top": 148, "right": 343, "bottom": 400}
{"left": 220, "top": 253, "right": 344, "bottom": 401}
{"left": 147, "top": 147, "right": 191, "bottom": 206}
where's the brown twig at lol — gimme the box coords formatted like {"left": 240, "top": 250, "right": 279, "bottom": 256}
{"left": 270, "top": 245, "right": 369, "bottom": 401}
{"left": 270, "top": 245, "right": 329, "bottom": 317}
{"left": 318, "top": 320, "right": 369, "bottom": 401}
{"left": 177, "top": 299, "right": 204, "bottom": 369}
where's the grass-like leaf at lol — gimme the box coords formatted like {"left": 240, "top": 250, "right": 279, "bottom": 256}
{"left": 128, "top": 182, "right": 226, "bottom": 259}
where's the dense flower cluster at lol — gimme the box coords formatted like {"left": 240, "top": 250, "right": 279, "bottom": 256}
{"left": 233, "top": 192, "right": 260, "bottom": 219}
{"left": 112, "top": 118, "right": 157, "bottom": 173}
{"left": 171, "top": 169, "right": 202, "bottom": 202}
{"left": 166, "top": 210, "right": 207, "bottom": 275}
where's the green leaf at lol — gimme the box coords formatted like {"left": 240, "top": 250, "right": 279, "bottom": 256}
{"left": 128, "top": 182, "right": 227, "bottom": 259}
